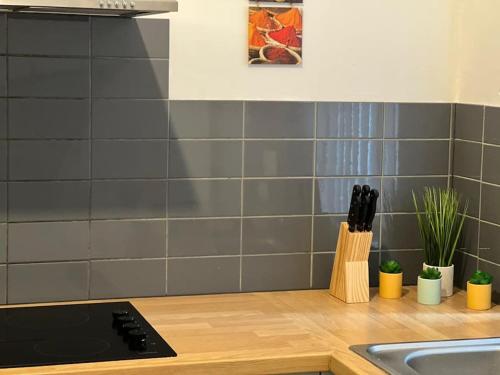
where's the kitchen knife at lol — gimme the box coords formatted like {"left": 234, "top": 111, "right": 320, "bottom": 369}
{"left": 347, "top": 185, "right": 362, "bottom": 232}
{"left": 364, "top": 189, "right": 379, "bottom": 231}
{"left": 357, "top": 185, "right": 371, "bottom": 231}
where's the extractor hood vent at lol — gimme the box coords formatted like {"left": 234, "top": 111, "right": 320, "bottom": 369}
{"left": 0, "top": 0, "right": 177, "bottom": 17}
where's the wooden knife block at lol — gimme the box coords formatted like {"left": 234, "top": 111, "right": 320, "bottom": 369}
{"left": 329, "top": 222, "right": 372, "bottom": 303}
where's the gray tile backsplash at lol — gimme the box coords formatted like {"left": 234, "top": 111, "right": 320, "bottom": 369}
{"left": 9, "top": 99, "right": 90, "bottom": 139}
{"left": 9, "top": 57, "right": 89, "bottom": 98}
{"left": 92, "top": 99, "right": 168, "bottom": 139}
{"left": 8, "top": 15, "right": 89, "bottom": 56}
{"left": 316, "top": 102, "right": 383, "bottom": 138}
{"left": 453, "top": 104, "right": 500, "bottom": 303}
{"left": 0, "top": 14, "right": 462, "bottom": 304}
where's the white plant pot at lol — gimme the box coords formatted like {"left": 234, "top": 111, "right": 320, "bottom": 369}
{"left": 423, "top": 263, "right": 454, "bottom": 297}
{"left": 417, "top": 276, "right": 442, "bottom": 305}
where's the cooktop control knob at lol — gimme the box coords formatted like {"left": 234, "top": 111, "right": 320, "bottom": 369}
{"left": 128, "top": 329, "right": 147, "bottom": 351}
{"left": 120, "top": 322, "right": 141, "bottom": 337}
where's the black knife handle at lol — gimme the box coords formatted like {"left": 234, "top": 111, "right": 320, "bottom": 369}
{"left": 347, "top": 185, "right": 362, "bottom": 232}
{"left": 357, "top": 185, "right": 371, "bottom": 231}
{"left": 365, "top": 189, "right": 379, "bottom": 232}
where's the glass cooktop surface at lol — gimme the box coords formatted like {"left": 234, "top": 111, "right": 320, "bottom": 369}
{"left": 0, "top": 302, "right": 177, "bottom": 368}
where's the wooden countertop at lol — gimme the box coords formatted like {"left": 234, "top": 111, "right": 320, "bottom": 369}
{"left": 1, "top": 287, "right": 499, "bottom": 375}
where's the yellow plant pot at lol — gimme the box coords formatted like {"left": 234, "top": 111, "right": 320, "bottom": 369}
{"left": 379, "top": 271, "right": 403, "bottom": 299}
{"left": 467, "top": 281, "right": 492, "bottom": 310}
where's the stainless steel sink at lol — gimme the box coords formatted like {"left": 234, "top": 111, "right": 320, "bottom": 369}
{"left": 351, "top": 338, "right": 500, "bottom": 374}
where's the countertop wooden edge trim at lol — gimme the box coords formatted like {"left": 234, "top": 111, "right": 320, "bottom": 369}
{"left": 0, "top": 353, "right": 333, "bottom": 375}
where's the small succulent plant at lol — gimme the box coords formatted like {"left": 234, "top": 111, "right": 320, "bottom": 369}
{"left": 380, "top": 260, "right": 402, "bottom": 274}
{"left": 469, "top": 270, "right": 493, "bottom": 285}
{"left": 419, "top": 267, "right": 442, "bottom": 280}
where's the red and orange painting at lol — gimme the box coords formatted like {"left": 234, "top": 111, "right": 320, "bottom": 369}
{"left": 248, "top": 3, "right": 303, "bottom": 65}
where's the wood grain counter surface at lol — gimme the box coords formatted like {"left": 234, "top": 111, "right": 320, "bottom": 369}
{"left": 1, "top": 287, "right": 499, "bottom": 375}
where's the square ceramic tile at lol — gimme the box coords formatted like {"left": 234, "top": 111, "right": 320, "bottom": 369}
{"left": 168, "top": 140, "right": 242, "bottom": 178}
{"left": 316, "top": 140, "right": 382, "bottom": 176}
{"left": 0, "top": 265, "right": 5, "bottom": 304}
{"left": 8, "top": 14, "right": 89, "bottom": 56}
{"left": 314, "top": 177, "right": 381, "bottom": 214}
{"left": 242, "top": 254, "right": 310, "bottom": 292}
{"left": 8, "top": 262, "right": 89, "bottom": 303}
{"left": 383, "top": 140, "right": 449, "bottom": 176}
{"left": 0, "top": 224, "right": 6, "bottom": 263}
{"left": 482, "top": 145, "right": 500, "bottom": 185}
{"left": 90, "top": 259, "right": 166, "bottom": 299}
{"left": 167, "top": 257, "right": 240, "bottom": 295}
{"left": 9, "top": 181, "right": 90, "bottom": 222}
{"left": 312, "top": 253, "right": 334, "bottom": 289}
{"left": 92, "top": 59, "right": 168, "bottom": 99}
{"left": 91, "top": 180, "right": 166, "bottom": 219}
{"left": 317, "top": 102, "right": 383, "bottom": 138}
{"left": 0, "top": 15, "right": 5, "bottom": 54}
{"left": 9, "top": 99, "right": 90, "bottom": 139}
{"left": 452, "top": 176, "right": 480, "bottom": 218}
{"left": 384, "top": 103, "right": 451, "bottom": 139}
{"left": 169, "top": 101, "right": 243, "bottom": 139}
{"left": 0, "top": 141, "right": 6, "bottom": 180}
{"left": 0, "top": 100, "right": 5, "bottom": 139}
{"left": 479, "top": 222, "right": 500, "bottom": 264}
{"left": 242, "top": 216, "right": 311, "bottom": 254}
{"left": 168, "top": 218, "right": 240, "bottom": 257}
{"left": 168, "top": 180, "right": 241, "bottom": 218}
{"left": 92, "top": 140, "right": 168, "bottom": 179}
{"left": 382, "top": 176, "right": 448, "bottom": 213}
{"left": 9, "top": 57, "right": 89, "bottom": 98}
{"left": 481, "top": 183, "right": 500, "bottom": 225}
{"left": 454, "top": 251, "right": 478, "bottom": 289}
{"left": 9, "top": 140, "right": 89, "bottom": 180}
{"left": 92, "top": 18, "right": 169, "bottom": 58}
{"left": 0, "top": 57, "right": 6, "bottom": 97}
{"left": 458, "top": 217, "right": 479, "bottom": 255}
{"left": 381, "top": 214, "right": 421, "bottom": 250}
{"left": 0, "top": 183, "right": 6, "bottom": 222}
{"left": 245, "top": 102, "right": 314, "bottom": 138}
{"left": 454, "top": 104, "right": 484, "bottom": 142}
{"left": 484, "top": 106, "right": 500, "bottom": 145}
{"left": 92, "top": 99, "right": 168, "bottom": 139}
{"left": 452, "top": 140, "right": 482, "bottom": 179}
{"left": 245, "top": 140, "right": 313, "bottom": 177}
{"left": 243, "top": 179, "right": 312, "bottom": 216}
{"left": 9, "top": 222, "right": 89, "bottom": 262}
{"left": 90, "top": 220, "right": 166, "bottom": 259}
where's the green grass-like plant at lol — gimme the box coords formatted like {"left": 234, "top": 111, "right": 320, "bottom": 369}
{"left": 412, "top": 187, "right": 468, "bottom": 267}
{"left": 380, "top": 260, "right": 402, "bottom": 274}
{"left": 420, "top": 267, "right": 442, "bottom": 280}
{"left": 469, "top": 270, "right": 493, "bottom": 285}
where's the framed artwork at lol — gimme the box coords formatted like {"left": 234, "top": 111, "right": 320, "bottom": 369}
{"left": 248, "top": 1, "right": 303, "bottom": 65}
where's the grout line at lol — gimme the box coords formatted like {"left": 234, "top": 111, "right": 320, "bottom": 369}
{"left": 239, "top": 101, "right": 246, "bottom": 292}
{"left": 476, "top": 106, "right": 486, "bottom": 269}
{"left": 309, "top": 102, "right": 318, "bottom": 288}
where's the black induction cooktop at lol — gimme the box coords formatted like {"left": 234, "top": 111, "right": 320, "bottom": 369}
{"left": 0, "top": 302, "right": 177, "bottom": 368}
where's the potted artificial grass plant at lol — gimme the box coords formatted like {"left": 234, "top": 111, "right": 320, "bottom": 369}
{"left": 418, "top": 267, "right": 442, "bottom": 305}
{"left": 467, "top": 270, "right": 494, "bottom": 310}
{"left": 412, "top": 187, "right": 468, "bottom": 297}
{"left": 379, "top": 260, "right": 403, "bottom": 299}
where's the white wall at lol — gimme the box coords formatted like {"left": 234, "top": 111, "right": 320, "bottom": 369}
{"left": 153, "top": 0, "right": 456, "bottom": 102}
{"left": 456, "top": 0, "right": 500, "bottom": 107}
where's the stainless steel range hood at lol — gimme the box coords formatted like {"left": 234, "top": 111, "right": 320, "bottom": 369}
{"left": 0, "top": 0, "right": 178, "bottom": 17}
